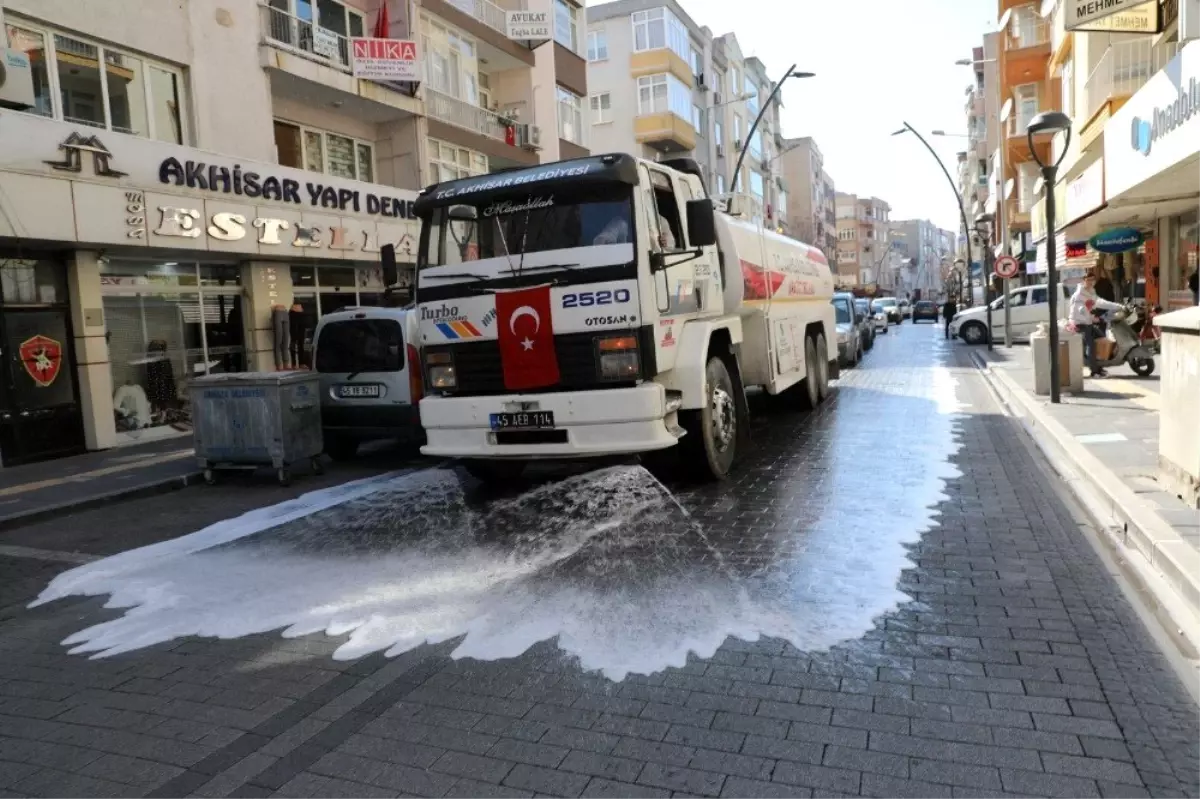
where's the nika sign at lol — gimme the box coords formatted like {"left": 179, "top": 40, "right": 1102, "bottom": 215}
{"left": 151, "top": 206, "right": 416, "bottom": 257}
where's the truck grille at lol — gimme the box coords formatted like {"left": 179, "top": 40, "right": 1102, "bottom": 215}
{"left": 426, "top": 328, "right": 650, "bottom": 397}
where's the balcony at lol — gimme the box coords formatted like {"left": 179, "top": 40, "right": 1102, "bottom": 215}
{"left": 1006, "top": 197, "right": 1031, "bottom": 230}
{"left": 263, "top": 4, "right": 353, "bottom": 70}
{"left": 634, "top": 112, "right": 696, "bottom": 152}
{"left": 426, "top": 88, "right": 515, "bottom": 142}
{"left": 1005, "top": 15, "right": 1050, "bottom": 53}
{"left": 444, "top": 0, "right": 509, "bottom": 37}
{"left": 1080, "top": 40, "right": 1179, "bottom": 148}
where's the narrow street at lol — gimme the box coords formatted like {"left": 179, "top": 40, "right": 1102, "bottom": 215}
{"left": 0, "top": 322, "right": 1196, "bottom": 799}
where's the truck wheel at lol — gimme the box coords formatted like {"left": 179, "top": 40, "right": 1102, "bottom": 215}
{"left": 325, "top": 433, "right": 358, "bottom": 462}
{"left": 799, "top": 335, "right": 820, "bottom": 409}
{"left": 462, "top": 459, "right": 527, "bottom": 485}
{"left": 681, "top": 356, "right": 739, "bottom": 480}
{"left": 814, "top": 333, "right": 831, "bottom": 400}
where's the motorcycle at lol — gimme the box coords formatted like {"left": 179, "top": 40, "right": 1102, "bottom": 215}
{"left": 1090, "top": 303, "right": 1158, "bottom": 377}
{"left": 1130, "top": 303, "right": 1162, "bottom": 354}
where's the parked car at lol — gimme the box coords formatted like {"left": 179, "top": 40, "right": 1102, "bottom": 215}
{"left": 832, "top": 293, "right": 864, "bottom": 366}
{"left": 855, "top": 299, "right": 876, "bottom": 350}
{"left": 872, "top": 297, "right": 902, "bottom": 325}
{"left": 948, "top": 284, "right": 1072, "bottom": 344}
{"left": 898, "top": 299, "right": 912, "bottom": 319}
{"left": 912, "top": 300, "right": 939, "bottom": 322}
{"left": 312, "top": 306, "right": 423, "bottom": 460}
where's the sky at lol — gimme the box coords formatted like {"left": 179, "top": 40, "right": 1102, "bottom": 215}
{"left": 674, "top": 0, "right": 997, "bottom": 233}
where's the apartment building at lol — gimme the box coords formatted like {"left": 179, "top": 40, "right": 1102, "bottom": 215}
{"left": 584, "top": 2, "right": 788, "bottom": 229}
{"left": 889, "top": 219, "right": 955, "bottom": 296}
{"left": 779, "top": 136, "right": 836, "bottom": 258}
{"left": 956, "top": 36, "right": 999, "bottom": 229}
{"left": 0, "top": 0, "right": 584, "bottom": 466}
{"left": 834, "top": 192, "right": 892, "bottom": 288}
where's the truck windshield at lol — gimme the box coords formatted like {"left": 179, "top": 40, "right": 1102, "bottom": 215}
{"left": 315, "top": 319, "right": 404, "bottom": 373}
{"left": 421, "top": 185, "right": 633, "bottom": 268}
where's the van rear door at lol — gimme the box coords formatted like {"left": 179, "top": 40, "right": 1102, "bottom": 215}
{"left": 315, "top": 316, "right": 410, "bottom": 405}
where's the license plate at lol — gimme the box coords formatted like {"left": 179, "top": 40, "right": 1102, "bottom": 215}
{"left": 338, "top": 384, "right": 381, "bottom": 398}
{"left": 489, "top": 411, "right": 555, "bottom": 430}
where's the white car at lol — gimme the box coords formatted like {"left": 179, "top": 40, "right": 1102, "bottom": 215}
{"left": 872, "top": 310, "right": 889, "bottom": 334}
{"left": 949, "top": 284, "right": 1072, "bottom": 344}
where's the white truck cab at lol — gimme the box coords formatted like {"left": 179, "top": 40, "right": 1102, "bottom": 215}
{"left": 412, "top": 153, "right": 837, "bottom": 482}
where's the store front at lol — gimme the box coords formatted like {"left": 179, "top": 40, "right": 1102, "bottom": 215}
{"left": 0, "top": 109, "right": 418, "bottom": 463}
{"left": 1104, "top": 40, "right": 1200, "bottom": 311}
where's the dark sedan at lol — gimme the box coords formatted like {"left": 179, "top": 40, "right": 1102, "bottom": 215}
{"left": 912, "top": 300, "right": 939, "bottom": 322}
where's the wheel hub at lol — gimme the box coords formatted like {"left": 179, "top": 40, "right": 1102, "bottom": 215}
{"left": 710, "top": 387, "right": 735, "bottom": 451}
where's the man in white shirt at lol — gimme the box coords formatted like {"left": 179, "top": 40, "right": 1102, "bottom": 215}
{"left": 1068, "top": 272, "right": 1120, "bottom": 378}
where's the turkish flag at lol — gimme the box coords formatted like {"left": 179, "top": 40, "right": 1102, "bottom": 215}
{"left": 495, "top": 285, "right": 560, "bottom": 390}
{"left": 373, "top": 1, "right": 389, "bottom": 38}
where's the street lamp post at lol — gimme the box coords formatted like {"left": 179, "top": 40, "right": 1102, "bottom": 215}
{"left": 730, "top": 65, "right": 814, "bottom": 200}
{"left": 892, "top": 123, "right": 974, "bottom": 309}
{"left": 975, "top": 215, "right": 995, "bottom": 351}
{"left": 1027, "top": 111, "right": 1073, "bottom": 404}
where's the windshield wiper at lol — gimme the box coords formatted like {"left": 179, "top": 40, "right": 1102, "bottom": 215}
{"left": 500, "top": 263, "right": 581, "bottom": 275}
{"left": 423, "top": 271, "right": 486, "bottom": 281}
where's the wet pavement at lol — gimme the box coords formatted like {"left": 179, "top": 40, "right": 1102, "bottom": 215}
{"left": 1, "top": 323, "right": 1197, "bottom": 798}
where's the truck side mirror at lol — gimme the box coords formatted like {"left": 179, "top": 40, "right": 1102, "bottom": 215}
{"left": 686, "top": 199, "right": 717, "bottom": 248}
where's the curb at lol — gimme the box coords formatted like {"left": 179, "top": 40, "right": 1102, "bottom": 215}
{"left": 973, "top": 355, "right": 1200, "bottom": 639}
{"left": 0, "top": 471, "right": 203, "bottom": 532}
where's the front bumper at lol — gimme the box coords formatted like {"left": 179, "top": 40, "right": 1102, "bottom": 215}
{"left": 419, "top": 383, "right": 678, "bottom": 459}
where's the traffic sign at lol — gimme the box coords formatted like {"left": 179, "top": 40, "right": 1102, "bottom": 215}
{"left": 994, "top": 255, "right": 1020, "bottom": 280}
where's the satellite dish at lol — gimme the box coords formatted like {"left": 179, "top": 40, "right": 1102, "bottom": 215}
{"left": 1004, "top": 178, "right": 1015, "bottom": 200}
{"left": 1000, "top": 98, "right": 1013, "bottom": 123}
{"left": 997, "top": 8, "right": 1013, "bottom": 31}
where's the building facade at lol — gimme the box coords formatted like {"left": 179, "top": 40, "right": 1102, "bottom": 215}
{"left": 584, "top": 4, "right": 788, "bottom": 229}
{"left": 889, "top": 219, "right": 955, "bottom": 297}
{"left": 0, "top": 0, "right": 586, "bottom": 466}
{"left": 834, "top": 192, "right": 892, "bottom": 288}
{"left": 779, "top": 136, "right": 835, "bottom": 259}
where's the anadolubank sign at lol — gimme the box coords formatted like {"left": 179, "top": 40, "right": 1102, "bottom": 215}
{"left": 1105, "top": 41, "right": 1200, "bottom": 202}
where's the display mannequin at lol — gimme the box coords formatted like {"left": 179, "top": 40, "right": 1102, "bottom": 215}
{"left": 289, "top": 303, "right": 307, "bottom": 368}
{"left": 271, "top": 303, "right": 291, "bottom": 369}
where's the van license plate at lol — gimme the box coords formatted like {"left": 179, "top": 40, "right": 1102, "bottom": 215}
{"left": 489, "top": 411, "right": 555, "bottom": 430}
{"left": 338, "top": 384, "right": 381, "bottom": 398}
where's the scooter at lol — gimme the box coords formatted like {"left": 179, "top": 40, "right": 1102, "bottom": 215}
{"left": 1091, "top": 304, "right": 1157, "bottom": 377}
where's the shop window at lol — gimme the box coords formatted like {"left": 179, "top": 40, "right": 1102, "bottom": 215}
{"left": 0, "top": 259, "right": 68, "bottom": 305}
{"left": 289, "top": 263, "right": 390, "bottom": 353}
{"left": 274, "top": 120, "right": 374, "bottom": 182}
{"left": 100, "top": 261, "right": 245, "bottom": 444}
{"left": 4, "top": 19, "right": 186, "bottom": 143}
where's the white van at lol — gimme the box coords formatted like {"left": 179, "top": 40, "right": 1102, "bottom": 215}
{"left": 311, "top": 306, "right": 423, "bottom": 460}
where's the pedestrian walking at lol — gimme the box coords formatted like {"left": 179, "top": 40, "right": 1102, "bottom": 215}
{"left": 942, "top": 296, "right": 957, "bottom": 339}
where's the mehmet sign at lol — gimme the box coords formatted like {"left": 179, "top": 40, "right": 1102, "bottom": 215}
{"left": 1066, "top": 0, "right": 1149, "bottom": 29}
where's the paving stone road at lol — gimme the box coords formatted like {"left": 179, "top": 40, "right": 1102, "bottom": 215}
{"left": 0, "top": 323, "right": 1196, "bottom": 799}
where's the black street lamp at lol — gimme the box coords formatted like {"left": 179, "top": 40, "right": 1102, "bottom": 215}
{"left": 975, "top": 214, "right": 995, "bottom": 351}
{"left": 1027, "top": 111, "right": 1073, "bottom": 404}
{"left": 730, "top": 65, "right": 814, "bottom": 198}
{"left": 892, "top": 123, "right": 974, "bottom": 308}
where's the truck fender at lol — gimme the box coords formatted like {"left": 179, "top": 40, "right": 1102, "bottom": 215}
{"left": 659, "top": 318, "right": 743, "bottom": 410}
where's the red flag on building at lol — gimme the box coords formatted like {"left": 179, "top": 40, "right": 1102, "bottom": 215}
{"left": 373, "top": 1, "right": 390, "bottom": 38}
{"left": 495, "top": 285, "right": 560, "bottom": 390}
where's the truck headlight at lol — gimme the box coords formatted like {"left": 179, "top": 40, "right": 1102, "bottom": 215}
{"left": 597, "top": 335, "right": 640, "bottom": 380}
{"left": 425, "top": 351, "right": 456, "bottom": 390}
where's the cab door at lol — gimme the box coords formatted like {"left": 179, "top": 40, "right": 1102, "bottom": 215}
{"left": 641, "top": 165, "right": 698, "bottom": 371}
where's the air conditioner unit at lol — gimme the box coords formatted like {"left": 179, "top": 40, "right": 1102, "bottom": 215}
{"left": 713, "top": 91, "right": 722, "bottom": 105}
{"left": 518, "top": 124, "right": 542, "bottom": 151}
{"left": 715, "top": 143, "right": 724, "bottom": 158}
{"left": 0, "top": 48, "right": 36, "bottom": 109}
{"left": 760, "top": 159, "right": 769, "bottom": 171}
{"left": 734, "top": 138, "right": 742, "bottom": 151}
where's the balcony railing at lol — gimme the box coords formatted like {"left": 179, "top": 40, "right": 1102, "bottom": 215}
{"left": 262, "top": 4, "right": 351, "bottom": 71}
{"left": 445, "top": 0, "right": 510, "bottom": 37}
{"left": 1005, "top": 16, "right": 1050, "bottom": 51}
{"left": 426, "top": 87, "right": 513, "bottom": 142}
{"left": 1082, "top": 39, "right": 1179, "bottom": 125}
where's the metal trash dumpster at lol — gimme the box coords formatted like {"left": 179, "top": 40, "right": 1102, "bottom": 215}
{"left": 191, "top": 371, "right": 324, "bottom": 486}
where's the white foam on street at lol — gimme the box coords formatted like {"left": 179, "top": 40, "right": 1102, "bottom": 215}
{"left": 34, "top": 359, "right": 964, "bottom": 682}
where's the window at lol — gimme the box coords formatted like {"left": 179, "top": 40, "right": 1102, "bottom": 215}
{"left": 275, "top": 121, "right": 374, "bottom": 181}
{"left": 1030, "top": 287, "right": 1048, "bottom": 305}
{"left": 558, "top": 86, "right": 583, "bottom": 144}
{"left": 729, "top": 66, "right": 739, "bottom": 97}
{"left": 692, "top": 104, "right": 702, "bottom": 131}
{"left": 590, "top": 92, "right": 612, "bottom": 124}
{"left": 1061, "top": 58, "right": 1074, "bottom": 118}
{"left": 750, "top": 171, "right": 764, "bottom": 199}
{"left": 587, "top": 29, "right": 607, "bottom": 61}
{"left": 265, "top": 0, "right": 364, "bottom": 67}
{"left": 422, "top": 18, "right": 478, "bottom": 103}
{"left": 745, "top": 74, "right": 759, "bottom": 116}
{"left": 733, "top": 114, "right": 742, "bottom": 145}
{"left": 631, "top": 7, "right": 687, "bottom": 60}
{"left": 716, "top": 174, "right": 726, "bottom": 194}
{"left": 315, "top": 318, "right": 405, "bottom": 374}
{"left": 290, "top": 264, "right": 388, "bottom": 335}
{"left": 748, "top": 128, "right": 762, "bottom": 158}
{"left": 714, "top": 120, "right": 723, "bottom": 147}
{"left": 554, "top": 0, "right": 579, "bottom": 52}
{"left": 428, "top": 137, "right": 488, "bottom": 183}
{"left": 4, "top": 20, "right": 187, "bottom": 143}
{"left": 636, "top": 73, "right": 690, "bottom": 121}
{"left": 690, "top": 47, "right": 702, "bottom": 76}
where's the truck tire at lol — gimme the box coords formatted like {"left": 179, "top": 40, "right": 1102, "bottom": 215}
{"left": 680, "top": 355, "right": 739, "bottom": 480}
{"left": 462, "top": 459, "right": 527, "bottom": 485}
{"left": 799, "top": 335, "right": 820, "bottom": 409}
{"left": 814, "top": 333, "right": 831, "bottom": 400}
